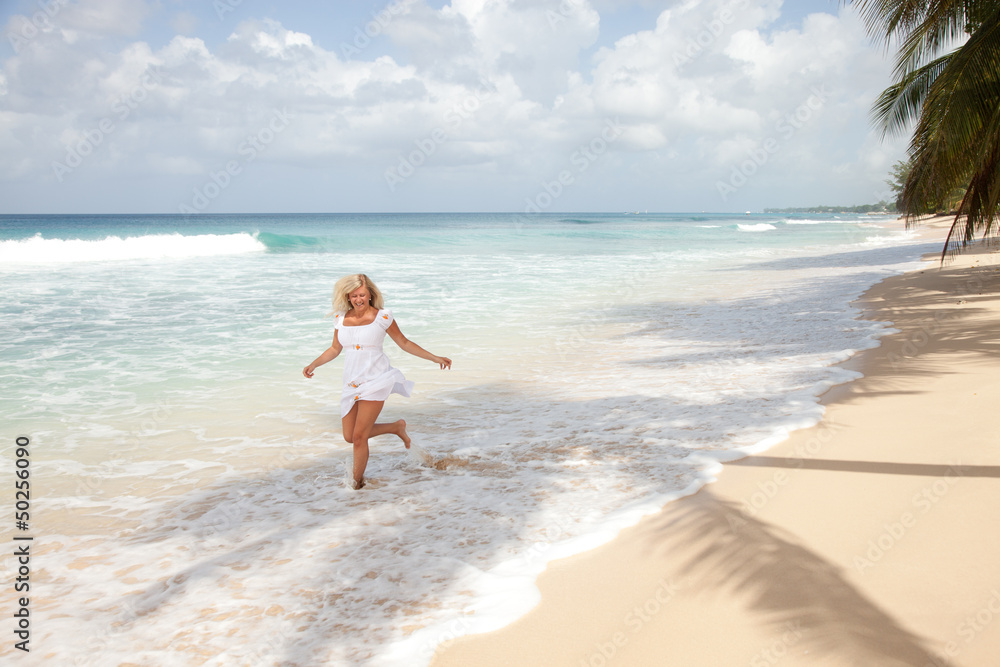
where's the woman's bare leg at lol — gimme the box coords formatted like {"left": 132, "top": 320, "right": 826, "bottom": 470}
{"left": 375, "top": 419, "right": 410, "bottom": 448}
{"left": 342, "top": 413, "right": 411, "bottom": 449}
{"left": 343, "top": 400, "right": 385, "bottom": 489}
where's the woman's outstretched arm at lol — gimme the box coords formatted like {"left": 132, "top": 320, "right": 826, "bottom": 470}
{"left": 303, "top": 332, "right": 344, "bottom": 378}
{"left": 386, "top": 321, "right": 451, "bottom": 369}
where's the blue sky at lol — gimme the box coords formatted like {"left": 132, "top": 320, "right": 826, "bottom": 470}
{"left": 0, "top": 0, "right": 907, "bottom": 214}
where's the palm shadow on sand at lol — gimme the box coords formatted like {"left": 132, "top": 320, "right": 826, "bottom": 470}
{"left": 650, "top": 489, "right": 955, "bottom": 667}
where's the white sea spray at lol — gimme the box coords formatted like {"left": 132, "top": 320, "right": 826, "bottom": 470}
{"left": 0, "top": 212, "right": 933, "bottom": 665}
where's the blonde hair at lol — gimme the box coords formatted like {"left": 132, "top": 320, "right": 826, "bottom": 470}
{"left": 330, "top": 273, "right": 385, "bottom": 315}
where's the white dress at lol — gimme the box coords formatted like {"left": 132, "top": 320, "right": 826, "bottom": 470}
{"left": 334, "top": 308, "right": 414, "bottom": 417}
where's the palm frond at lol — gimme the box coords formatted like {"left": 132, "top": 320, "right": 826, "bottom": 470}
{"left": 871, "top": 54, "right": 953, "bottom": 137}
{"left": 851, "top": 0, "right": 968, "bottom": 46}
{"left": 858, "top": 0, "right": 1000, "bottom": 259}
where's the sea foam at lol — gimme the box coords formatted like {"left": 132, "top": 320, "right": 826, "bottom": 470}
{"left": 737, "top": 222, "right": 777, "bottom": 232}
{"left": 0, "top": 212, "right": 935, "bottom": 666}
{"left": 0, "top": 232, "right": 265, "bottom": 265}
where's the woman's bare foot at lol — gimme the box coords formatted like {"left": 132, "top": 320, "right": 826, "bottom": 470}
{"left": 394, "top": 419, "right": 411, "bottom": 449}
{"left": 352, "top": 477, "right": 365, "bottom": 490}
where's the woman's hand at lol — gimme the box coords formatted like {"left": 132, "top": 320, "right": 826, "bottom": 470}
{"left": 435, "top": 356, "right": 452, "bottom": 370}
{"left": 304, "top": 341, "right": 342, "bottom": 378}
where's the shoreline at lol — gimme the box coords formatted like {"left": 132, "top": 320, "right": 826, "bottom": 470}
{"left": 431, "top": 217, "right": 1000, "bottom": 666}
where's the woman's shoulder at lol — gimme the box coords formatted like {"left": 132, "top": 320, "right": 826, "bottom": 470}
{"left": 376, "top": 308, "right": 394, "bottom": 328}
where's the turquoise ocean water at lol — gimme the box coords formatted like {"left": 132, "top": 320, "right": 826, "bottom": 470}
{"left": 1, "top": 212, "right": 936, "bottom": 665}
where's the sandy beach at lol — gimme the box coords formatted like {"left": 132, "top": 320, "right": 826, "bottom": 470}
{"left": 432, "top": 217, "right": 1000, "bottom": 667}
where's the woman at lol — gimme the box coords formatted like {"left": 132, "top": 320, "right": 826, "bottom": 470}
{"left": 303, "top": 274, "right": 451, "bottom": 489}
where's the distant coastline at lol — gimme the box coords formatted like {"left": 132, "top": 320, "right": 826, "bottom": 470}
{"left": 764, "top": 202, "right": 894, "bottom": 214}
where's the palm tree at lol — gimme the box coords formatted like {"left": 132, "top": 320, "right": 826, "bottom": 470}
{"left": 886, "top": 157, "right": 967, "bottom": 214}
{"left": 854, "top": 0, "right": 1000, "bottom": 258}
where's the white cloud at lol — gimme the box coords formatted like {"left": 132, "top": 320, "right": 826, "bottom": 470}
{"left": 0, "top": 0, "right": 910, "bottom": 212}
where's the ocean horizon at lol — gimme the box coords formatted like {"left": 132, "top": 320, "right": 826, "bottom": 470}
{"left": 1, "top": 211, "right": 939, "bottom": 665}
